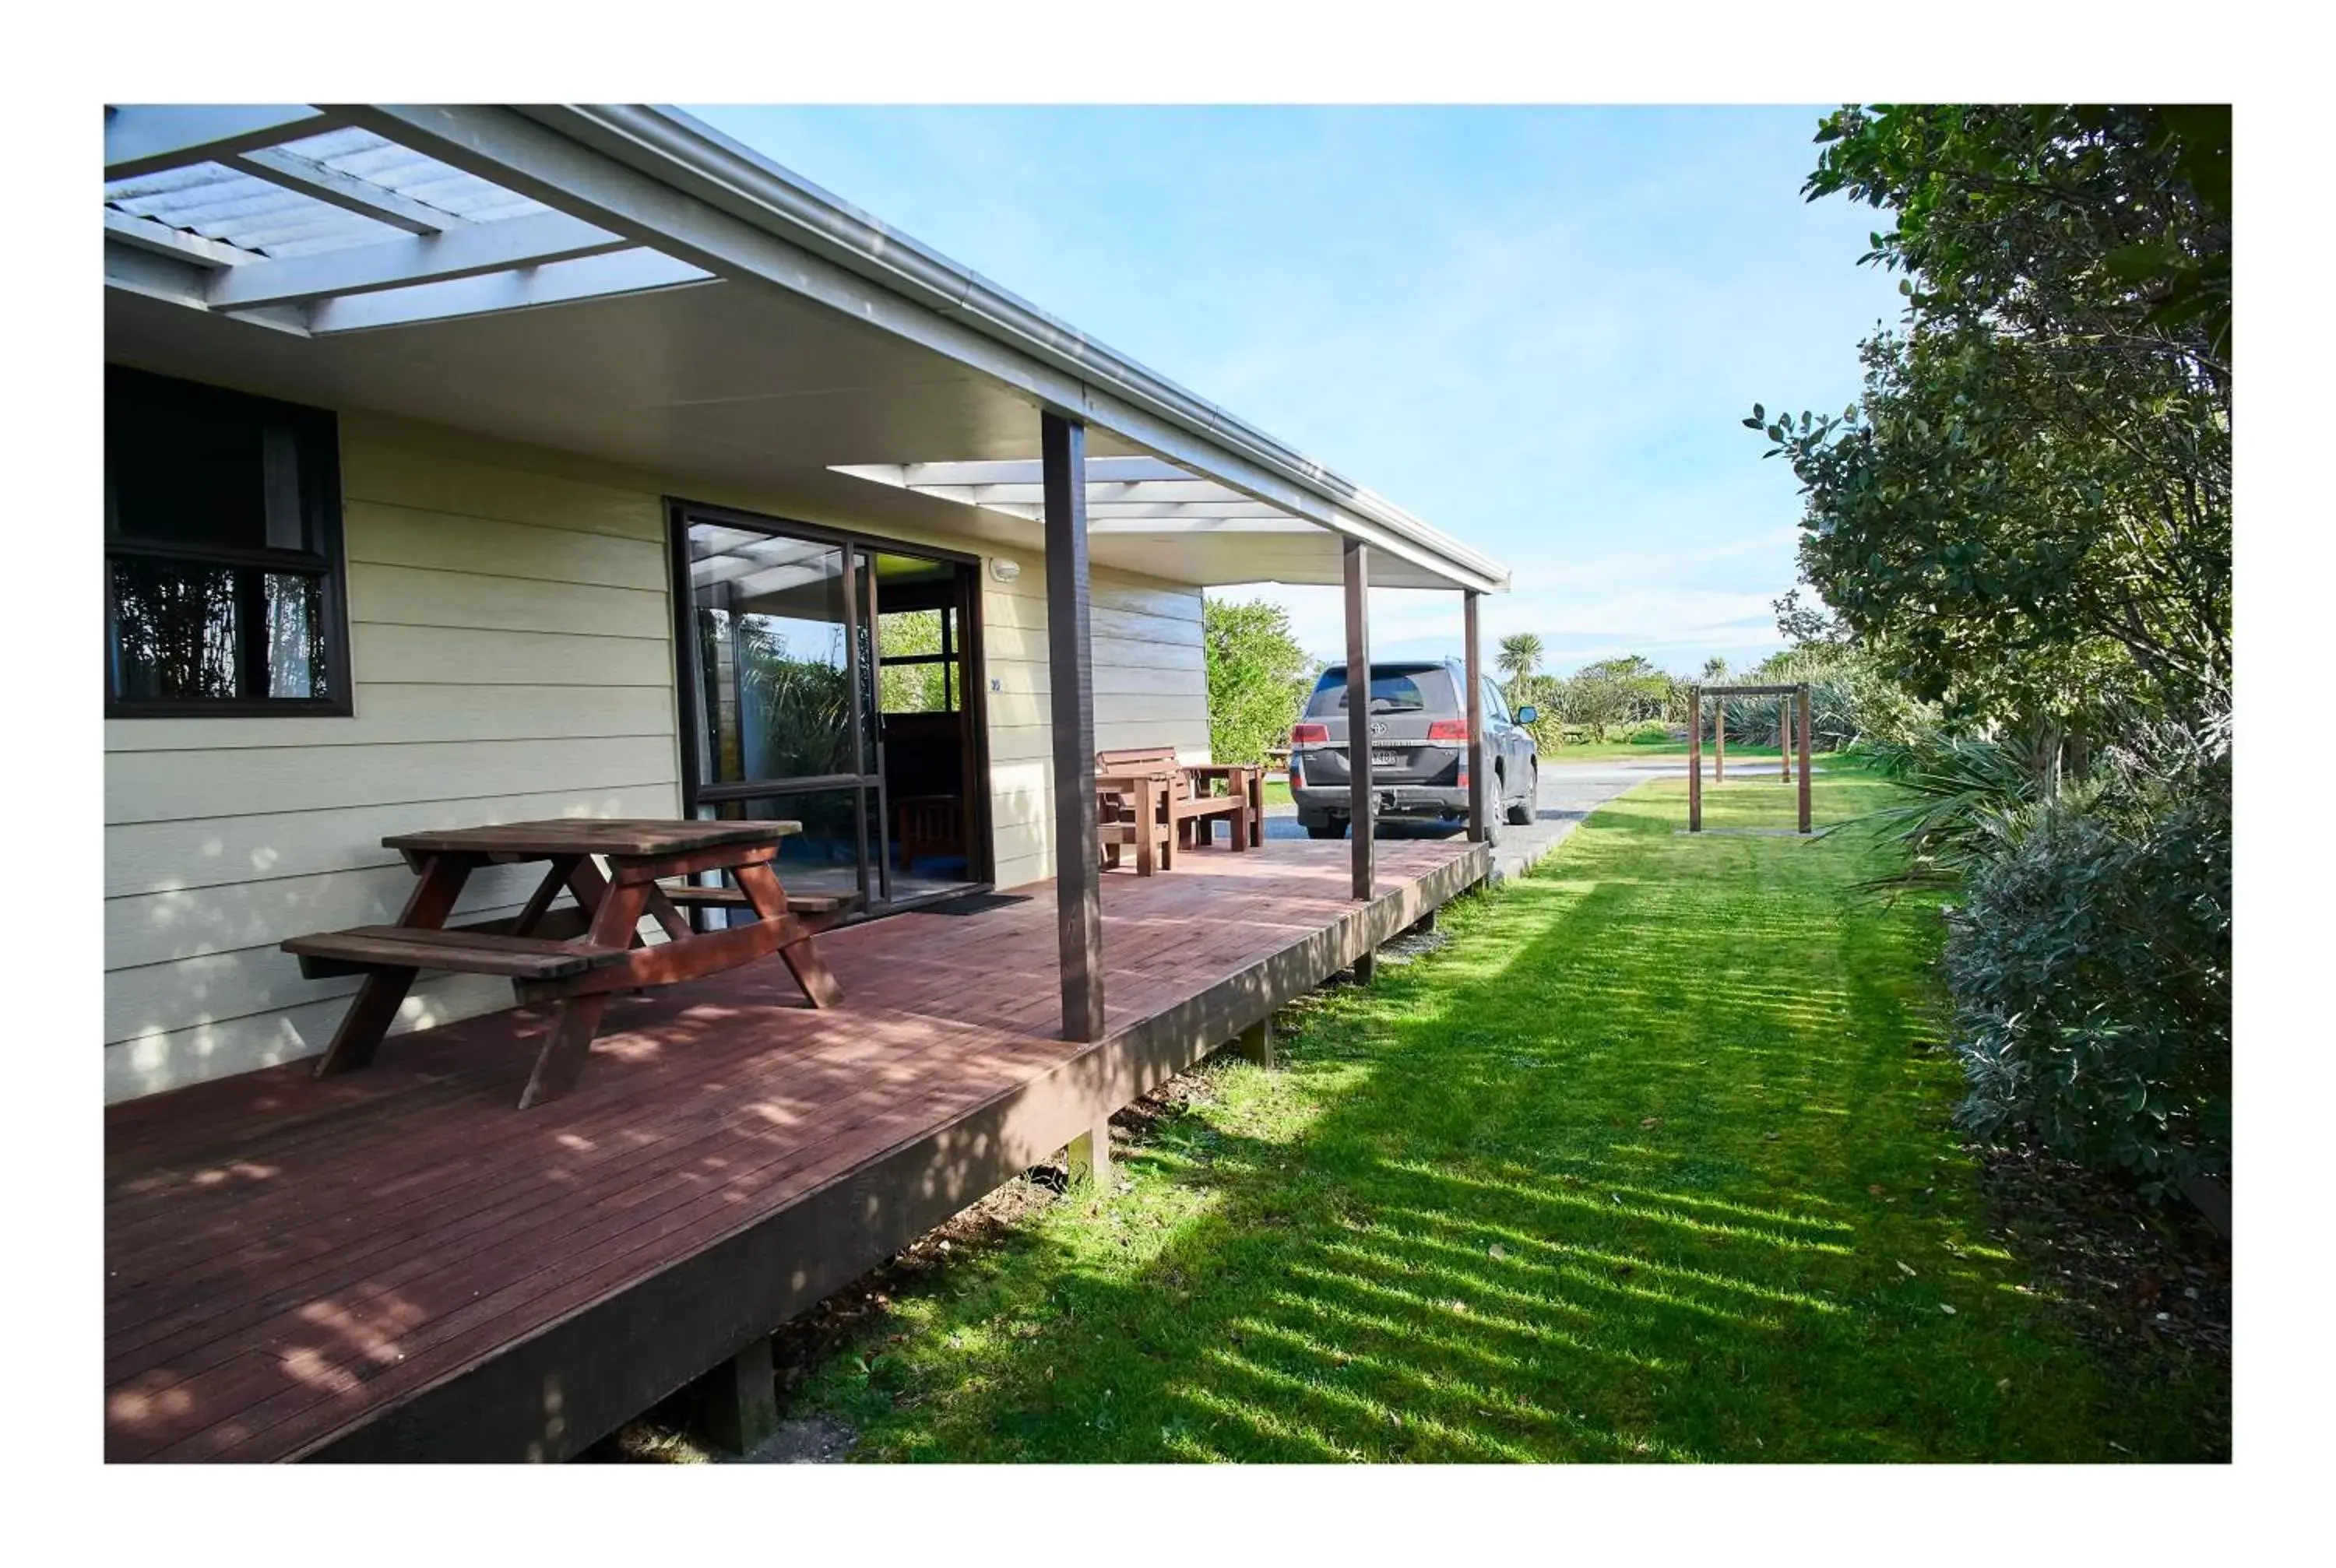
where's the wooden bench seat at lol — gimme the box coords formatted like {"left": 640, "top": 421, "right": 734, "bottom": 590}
{"left": 284, "top": 926, "right": 631, "bottom": 982}
{"left": 656, "top": 883, "right": 857, "bottom": 920}
{"left": 1096, "top": 746, "right": 1258, "bottom": 853}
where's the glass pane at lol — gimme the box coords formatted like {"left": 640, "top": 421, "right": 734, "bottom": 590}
{"left": 688, "top": 526, "right": 857, "bottom": 784}
{"left": 264, "top": 573, "right": 328, "bottom": 698}
{"left": 108, "top": 559, "right": 328, "bottom": 703}
{"left": 878, "top": 609, "right": 952, "bottom": 714}
{"left": 1307, "top": 670, "right": 1444, "bottom": 717}
{"left": 110, "top": 558, "right": 238, "bottom": 700}
{"left": 703, "top": 789, "right": 867, "bottom": 901}
{"left": 107, "top": 371, "right": 273, "bottom": 551}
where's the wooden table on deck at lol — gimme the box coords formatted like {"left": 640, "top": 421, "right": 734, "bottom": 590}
{"left": 1096, "top": 771, "right": 1173, "bottom": 875}
{"left": 283, "top": 818, "right": 843, "bottom": 1109}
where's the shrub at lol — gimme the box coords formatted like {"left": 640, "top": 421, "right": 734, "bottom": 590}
{"left": 1204, "top": 598, "right": 1314, "bottom": 765}
{"left": 1940, "top": 726, "right": 2230, "bottom": 1194}
{"left": 1625, "top": 719, "right": 1671, "bottom": 745}
{"left": 1859, "top": 733, "right": 2046, "bottom": 889}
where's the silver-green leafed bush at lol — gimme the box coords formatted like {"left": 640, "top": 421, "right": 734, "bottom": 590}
{"left": 1940, "top": 722, "right": 2230, "bottom": 1194}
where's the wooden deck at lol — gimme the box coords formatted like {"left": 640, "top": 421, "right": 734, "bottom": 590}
{"left": 105, "top": 837, "right": 1487, "bottom": 1462}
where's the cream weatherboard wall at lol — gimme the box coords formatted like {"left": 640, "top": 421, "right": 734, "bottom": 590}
{"left": 104, "top": 408, "right": 1209, "bottom": 1102}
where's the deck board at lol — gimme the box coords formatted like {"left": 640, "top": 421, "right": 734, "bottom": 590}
{"left": 105, "top": 838, "right": 1484, "bottom": 1462}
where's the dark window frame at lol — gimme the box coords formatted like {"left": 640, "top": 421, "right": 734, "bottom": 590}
{"left": 104, "top": 367, "right": 354, "bottom": 719}
{"left": 666, "top": 497, "right": 994, "bottom": 891}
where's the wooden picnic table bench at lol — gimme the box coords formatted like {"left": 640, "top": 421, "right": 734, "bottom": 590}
{"left": 282, "top": 818, "right": 844, "bottom": 1109}
{"left": 1096, "top": 771, "right": 1174, "bottom": 876}
{"left": 1096, "top": 747, "right": 1262, "bottom": 855}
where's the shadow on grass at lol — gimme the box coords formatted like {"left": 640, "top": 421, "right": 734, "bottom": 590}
{"left": 788, "top": 778, "right": 2229, "bottom": 1464}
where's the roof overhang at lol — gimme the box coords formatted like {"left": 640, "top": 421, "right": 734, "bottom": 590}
{"left": 103, "top": 104, "right": 1512, "bottom": 595}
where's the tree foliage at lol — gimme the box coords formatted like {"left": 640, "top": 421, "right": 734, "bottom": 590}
{"left": 1750, "top": 105, "right": 2233, "bottom": 1195}
{"left": 1203, "top": 597, "right": 1315, "bottom": 766}
{"left": 1496, "top": 632, "right": 1544, "bottom": 709}
{"left": 1753, "top": 105, "right": 2230, "bottom": 744}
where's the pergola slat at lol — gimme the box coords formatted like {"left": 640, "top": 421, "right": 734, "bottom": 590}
{"left": 227, "top": 146, "right": 468, "bottom": 237}
{"left": 105, "top": 104, "right": 336, "bottom": 180}
{"left": 208, "top": 209, "right": 630, "bottom": 311}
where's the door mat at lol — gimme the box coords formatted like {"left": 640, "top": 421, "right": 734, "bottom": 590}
{"left": 919, "top": 892, "right": 1033, "bottom": 916}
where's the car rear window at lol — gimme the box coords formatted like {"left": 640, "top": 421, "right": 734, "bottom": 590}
{"left": 1306, "top": 667, "right": 1454, "bottom": 717}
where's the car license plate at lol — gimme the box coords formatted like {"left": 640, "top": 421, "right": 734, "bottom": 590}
{"left": 1370, "top": 751, "right": 1403, "bottom": 769}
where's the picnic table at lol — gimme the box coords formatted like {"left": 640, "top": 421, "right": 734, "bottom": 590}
{"left": 1096, "top": 747, "right": 1262, "bottom": 855}
{"left": 282, "top": 818, "right": 845, "bottom": 1109}
{"left": 1096, "top": 771, "right": 1173, "bottom": 875}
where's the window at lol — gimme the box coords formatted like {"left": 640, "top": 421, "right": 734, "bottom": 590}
{"left": 104, "top": 367, "right": 351, "bottom": 716}
{"left": 1483, "top": 679, "right": 1511, "bottom": 725}
{"left": 1307, "top": 668, "right": 1448, "bottom": 717}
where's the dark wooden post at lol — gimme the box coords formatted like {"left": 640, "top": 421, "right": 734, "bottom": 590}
{"left": 1463, "top": 589, "right": 1487, "bottom": 843}
{"left": 1043, "top": 410, "right": 1105, "bottom": 1042}
{"left": 1343, "top": 537, "right": 1374, "bottom": 900}
{"left": 692, "top": 1336, "right": 778, "bottom": 1454}
{"left": 1781, "top": 693, "right": 1792, "bottom": 782}
{"left": 1687, "top": 684, "right": 1702, "bottom": 832}
{"left": 1796, "top": 684, "right": 1814, "bottom": 834}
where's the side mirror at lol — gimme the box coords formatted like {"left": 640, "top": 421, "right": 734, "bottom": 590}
{"left": 1515, "top": 705, "right": 1538, "bottom": 725}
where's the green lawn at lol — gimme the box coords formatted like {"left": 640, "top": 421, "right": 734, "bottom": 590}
{"left": 1544, "top": 740, "right": 1790, "bottom": 762}
{"left": 786, "top": 772, "right": 2226, "bottom": 1461}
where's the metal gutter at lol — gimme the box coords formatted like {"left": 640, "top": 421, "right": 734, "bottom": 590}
{"left": 519, "top": 104, "right": 1512, "bottom": 595}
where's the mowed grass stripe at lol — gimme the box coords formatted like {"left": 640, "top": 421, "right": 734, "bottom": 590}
{"left": 783, "top": 771, "right": 2227, "bottom": 1462}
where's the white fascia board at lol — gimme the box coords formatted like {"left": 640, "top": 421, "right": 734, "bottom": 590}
{"left": 104, "top": 243, "right": 309, "bottom": 334}
{"left": 332, "top": 104, "right": 1510, "bottom": 595}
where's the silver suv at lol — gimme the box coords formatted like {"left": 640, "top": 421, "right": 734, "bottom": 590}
{"left": 1288, "top": 659, "right": 1539, "bottom": 840}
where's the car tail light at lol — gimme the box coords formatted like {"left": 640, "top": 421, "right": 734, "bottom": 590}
{"left": 1291, "top": 722, "right": 1329, "bottom": 744}
{"left": 1457, "top": 768, "right": 1469, "bottom": 789}
{"left": 1427, "top": 719, "right": 1470, "bottom": 743}
{"left": 1287, "top": 754, "right": 1303, "bottom": 786}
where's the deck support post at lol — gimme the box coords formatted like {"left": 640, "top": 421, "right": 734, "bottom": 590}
{"left": 1797, "top": 684, "right": 1814, "bottom": 834}
{"left": 1464, "top": 589, "right": 1488, "bottom": 843}
{"left": 691, "top": 1335, "right": 778, "bottom": 1455}
{"left": 1068, "top": 1118, "right": 1111, "bottom": 1187}
{"left": 1344, "top": 538, "right": 1374, "bottom": 899}
{"left": 1353, "top": 947, "right": 1377, "bottom": 985}
{"left": 1687, "top": 685, "right": 1703, "bottom": 832}
{"left": 1042, "top": 410, "right": 1106, "bottom": 1042}
{"left": 1236, "top": 1017, "right": 1275, "bottom": 1069}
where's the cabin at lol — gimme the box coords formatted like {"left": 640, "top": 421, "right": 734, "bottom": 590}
{"left": 101, "top": 104, "right": 1513, "bottom": 1461}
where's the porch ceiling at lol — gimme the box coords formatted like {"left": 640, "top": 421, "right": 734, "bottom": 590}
{"left": 103, "top": 105, "right": 1511, "bottom": 594}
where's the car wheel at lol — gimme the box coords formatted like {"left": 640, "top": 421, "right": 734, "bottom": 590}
{"left": 1306, "top": 820, "right": 1346, "bottom": 840}
{"left": 1505, "top": 761, "right": 1537, "bottom": 825}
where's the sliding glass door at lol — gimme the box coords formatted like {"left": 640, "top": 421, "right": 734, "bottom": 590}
{"left": 674, "top": 504, "right": 987, "bottom": 915}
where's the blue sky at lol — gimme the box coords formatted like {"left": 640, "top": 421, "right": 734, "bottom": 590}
{"left": 688, "top": 105, "right": 1905, "bottom": 677}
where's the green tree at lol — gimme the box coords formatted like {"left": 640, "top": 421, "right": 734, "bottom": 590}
{"left": 1753, "top": 105, "right": 2230, "bottom": 746}
{"left": 1496, "top": 632, "right": 1543, "bottom": 709}
{"left": 1202, "top": 596, "right": 1315, "bottom": 766}
{"left": 1753, "top": 105, "right": 2232, "bottom": 1191}
{"left": 1557, "top": 664, "right": 1631, "bottom": 742}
